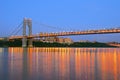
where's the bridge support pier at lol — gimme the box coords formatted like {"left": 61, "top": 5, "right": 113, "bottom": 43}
{"left": 22, "top": 18, "right": 33, "bottom": 47}
{"left": 22, "top": 37, "right": 27, "bottom": 47}
{"left": 28, "top": 39, "right": 33, "bottom": 47}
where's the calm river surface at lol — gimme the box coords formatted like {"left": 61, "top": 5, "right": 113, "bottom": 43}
{"left": 0, "top": 47, "right": 120, "bottom": 80}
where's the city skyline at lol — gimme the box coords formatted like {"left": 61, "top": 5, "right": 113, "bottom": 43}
{"left": 0, "top": 0, "right": 120, "bottom": 42}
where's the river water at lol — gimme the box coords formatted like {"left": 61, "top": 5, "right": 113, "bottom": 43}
{"left": 0, "top": 47, "right": 120, "bottom": 80}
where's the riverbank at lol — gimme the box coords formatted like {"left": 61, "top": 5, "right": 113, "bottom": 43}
{"left": 0, "top": 40, "right": 115, "bottom": 47}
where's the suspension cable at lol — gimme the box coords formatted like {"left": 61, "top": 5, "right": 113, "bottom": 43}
{"left": 33, "top": 21, "right": 67, "bottom": 31}
{"left": 12, "top": 26, "right": 23, "bottom": 36}
{"left": 9, "top": 22, "right": 22, "bottom": 36}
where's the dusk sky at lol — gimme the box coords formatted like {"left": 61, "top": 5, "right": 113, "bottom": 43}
{"left": 0, "top": 0, "right": 120, "bottom": 42}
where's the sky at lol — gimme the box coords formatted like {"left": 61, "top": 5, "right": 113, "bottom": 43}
{"left": 0, "top": 0, "right": 120, "bottom": 42}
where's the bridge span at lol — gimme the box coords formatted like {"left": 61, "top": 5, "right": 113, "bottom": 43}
{"left": 9, "top": 28, "right": 120, "bottom": 39}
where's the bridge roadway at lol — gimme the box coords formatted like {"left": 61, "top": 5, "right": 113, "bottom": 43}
{"left": 9, "top": 28, "right": 120, "bottom": 40}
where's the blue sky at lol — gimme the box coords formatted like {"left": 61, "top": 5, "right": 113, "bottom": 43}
{"left": 0, "top": 0, "right": 120, "bottom": 42}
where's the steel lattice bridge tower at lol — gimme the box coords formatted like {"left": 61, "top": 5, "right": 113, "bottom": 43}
{"left": 8, "top": 18, "right": 120, "bottom": 47}
{"left": 23, "top": 18, "right": 32, "bottom": 47}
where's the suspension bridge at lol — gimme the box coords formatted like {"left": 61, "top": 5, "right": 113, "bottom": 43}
{"left": 1, "top": 18, "right": 120, "bottom": 47}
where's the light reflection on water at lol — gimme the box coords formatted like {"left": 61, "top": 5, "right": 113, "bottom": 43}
{"left": 0, "top": 47, "right": 120, "bottom": 80}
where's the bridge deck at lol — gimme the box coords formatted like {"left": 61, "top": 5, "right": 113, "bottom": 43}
{"left": 9, "top": 29, "right": 120, "bottom": 39}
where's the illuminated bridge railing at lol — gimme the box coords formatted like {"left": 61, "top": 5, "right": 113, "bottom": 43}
{"left": 9, "top": 36, "right": 25, "bottom": 39}
{"left": 9, "top": 29, "right": 120, "bottom": 39}
{"left": 34, "top": 29, "right": 120, "bottom": 37}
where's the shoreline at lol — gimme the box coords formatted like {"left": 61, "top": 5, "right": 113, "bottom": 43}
{"left": 0, "top": 40, "right": 117, "bottom": 47}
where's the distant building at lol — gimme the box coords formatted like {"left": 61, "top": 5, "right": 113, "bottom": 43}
{"left": 33, "top": 37, "right": 73, "bottom": 44}
{"left": 79, "top": 40, "right": 89, "bottom": 43}
{"left": 57, "top": 38, "right": 64, "bottom": 43}
{"left": 38, "top": 37, "right": 57, "bottom": 43}
{"left": 64, "top": 38, "right": 73, "bottom": 44}
{"left": 57, "top": 37, "right": 73, "bottom": 44}
{"left": 45, "top": 37, "right": 57, "bottom": 43}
